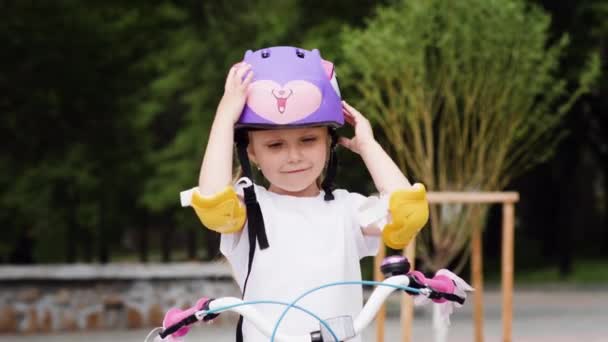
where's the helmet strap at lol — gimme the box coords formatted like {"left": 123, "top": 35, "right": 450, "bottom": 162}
{"left": 234, "top": 129, "right": 269, "bottom": 250}
{"left": 322, "top": 128, "right": 338, "bottom": 201}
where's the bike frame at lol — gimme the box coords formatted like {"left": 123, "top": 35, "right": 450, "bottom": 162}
{"left": 146, "top": 257, "right": 470, "bottom": 342}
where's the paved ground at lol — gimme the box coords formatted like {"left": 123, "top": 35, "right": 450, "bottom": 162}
{"left": 3, "top": 286, "right": 608, "bottom": 341}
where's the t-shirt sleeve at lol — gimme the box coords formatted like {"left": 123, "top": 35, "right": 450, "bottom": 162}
{"left": 343, "top": 191, "right": 387, "bottom": 259}
{"left": 219, "top": 223, "right": 249, "bottom": 286}
{"left": 219, "top": 225, "right": 246, "bottom": 257}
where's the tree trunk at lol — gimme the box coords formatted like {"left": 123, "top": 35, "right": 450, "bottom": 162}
{"left": 161, "top": 218, "right": 171, "bottom": 262}
{"left": 139, "top": 213, "right": 149, "bottom": 263}
{"left": 66, "top": 212, "right": 77, "bottom": 263}
{"left": 204, "top": 229, "right": 220, "bottom": 260}
{"left": 9, "top": 228, "right": 34, "bottom": 264}
{"left": 139, "top": 224, "right": 149, "bottom": 263}
{"left": 604, "top": 166, "right": 608, "bottom": 252}
{"left": 555, "top": 140, "right": 578, "bottom": 277}
{"left": 83, "top": 229, "right": 93, "bottom": 262}
{"left": 99, "top": 199, "right": 109, "bottom": 264}
{"left": 187, "top": 226, "right": 197, "bottom": 260}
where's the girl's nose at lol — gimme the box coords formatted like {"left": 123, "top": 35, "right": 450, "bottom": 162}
{"left": 287, "top": 146, "right": 302, "bottom": 162}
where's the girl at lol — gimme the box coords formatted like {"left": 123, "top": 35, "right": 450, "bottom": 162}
{"left": 180, "top": 46, "right": 429, "bottom": 342}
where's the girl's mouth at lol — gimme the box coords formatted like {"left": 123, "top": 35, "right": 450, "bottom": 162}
{"left": 283, "top": 167, "right": 311, "bottom": 174}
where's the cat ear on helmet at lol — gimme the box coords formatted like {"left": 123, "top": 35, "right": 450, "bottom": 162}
{"left": 321, "top": 59, "right": 341, "bottom": 97}
{"left": 321, "top": 59, "right": 334, "bottom": 79}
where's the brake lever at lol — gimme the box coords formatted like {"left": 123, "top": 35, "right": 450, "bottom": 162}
{"left": 159, "top": 298, "right": 219, "bottom": 339}
{"left": 427, "top": 290, "right": 466, "bottom": 305}
{"left": 405, "top": 274, "right": 426, "bottom": 295}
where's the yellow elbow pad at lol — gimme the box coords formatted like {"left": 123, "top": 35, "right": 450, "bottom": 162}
{"left": 190, "top": 187, "right": 246, "bottom": 234}
{"left": 382, "top": 183, "right": 429, "bottom": 250}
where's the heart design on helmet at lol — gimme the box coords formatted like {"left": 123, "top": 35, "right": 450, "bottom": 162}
{"left": 246, "top": 80, "right": 322, "bottom": 124}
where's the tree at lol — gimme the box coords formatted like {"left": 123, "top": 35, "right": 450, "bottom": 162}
{"left": 339, "top": 1, "right": 599, "bottom": 340}
{"left": 0, "top": 0, "right": 388, "bottom": 263}
{"left": 528, "top": 0, "right": 608, "bottom": 275}
{"left": 339, "top": 0, "right": 599, "bottom": 272}
{"left": 0, "top": 1, "right": 161, "bottom": 262}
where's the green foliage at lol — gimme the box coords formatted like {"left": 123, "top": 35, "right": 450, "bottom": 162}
{"left": 338, "top": 0, "right": 600, "bottom": 270}
{"left": 0, "top": 0, "right": 383, "bottom": 262}
{"left": 340, "top": 0, "right": 598, "bottom": 189}
{"left": 0, "top": 1, "right": 160, "bottom": 261}
{"left": 485, "top": 258, "right": 608, "bottom": 284}
{"left": 9, "top": 0, "right": 600, "bottom": 267}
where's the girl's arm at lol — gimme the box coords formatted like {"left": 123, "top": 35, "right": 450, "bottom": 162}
{"left": 341, "top": 101, "right": 429, "bottom": 248}
{"left": 339, "top": 101, "right": 411, "bottom": 194}
{"left": 198, "top": 63, "right": 253, "bottom": 196}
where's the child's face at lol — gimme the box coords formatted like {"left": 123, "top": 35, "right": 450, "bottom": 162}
{"left": 248, "top": 126, "right": 328, "bottom": 196}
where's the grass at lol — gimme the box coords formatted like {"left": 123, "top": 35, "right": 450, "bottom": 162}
{"left": 515, "top": 259, "right": 608, "bottom": 284}
{"left": 485, "top": 259, "right": 608, "bottom": 285}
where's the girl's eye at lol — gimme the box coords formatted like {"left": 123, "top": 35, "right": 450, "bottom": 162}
{"left": 302, "top": 137, "right": 318, "bottom": 143}
{"left": 267, "top": 142, "right": 283, "bottom": 149}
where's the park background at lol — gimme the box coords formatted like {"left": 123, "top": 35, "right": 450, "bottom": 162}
{"left": 1, "top": 0, "right": 607, "bottom": 340}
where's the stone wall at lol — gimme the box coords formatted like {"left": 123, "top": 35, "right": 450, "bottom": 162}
{"left": 0, "top": 262, "right": 240, "bottom": 334}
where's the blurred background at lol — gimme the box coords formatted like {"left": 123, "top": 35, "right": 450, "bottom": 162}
{"left": 0, "top": 0, "right": 606, "bottom": 340}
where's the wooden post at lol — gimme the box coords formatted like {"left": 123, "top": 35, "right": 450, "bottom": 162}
{"left": 471, "top": 218, "right": 484, "bottom": 342}
{"left": 374, "top": 246, "right": 386, "bottom": 342}
{"left": 401, "top": 242, "right": 416, "bottom": 342}
{"left": 372, "top": 192, "right": 518, "bottom": 342}
{"left": 502, "top": 203, "right": 515, "bottom": 342}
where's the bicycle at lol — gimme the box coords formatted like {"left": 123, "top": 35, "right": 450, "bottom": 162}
{"left": 144, "top": 256, "right": 473, "bottom": 342}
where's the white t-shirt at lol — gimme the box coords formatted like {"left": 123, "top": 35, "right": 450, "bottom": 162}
{"left": 220, "top": 184, "right": 382, "bottom": 342}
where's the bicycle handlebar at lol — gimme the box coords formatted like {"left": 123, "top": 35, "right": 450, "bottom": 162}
{"left": 147, "top": 257, "right": 472, "bottom": 342}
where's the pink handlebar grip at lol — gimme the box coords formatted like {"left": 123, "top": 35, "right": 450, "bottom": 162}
{"left": 162, "top": 297, "right": 211, "bottom": 338}
{"left": 408, "top": 271, "right": 455, "bottom": 303}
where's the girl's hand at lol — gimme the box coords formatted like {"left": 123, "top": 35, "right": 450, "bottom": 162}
{"left": 339, "top": 101, "right": 377, "bottom": 154}
{"left": 216, "top": 63, "right": 254, "bottom": 124}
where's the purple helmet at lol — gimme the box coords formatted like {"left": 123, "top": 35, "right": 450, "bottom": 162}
{"left": 236, "top": 46, "right": 343, "bottom": 129}
{"left": 231, "top": 47, "right": 343, "bottom": 266}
